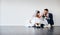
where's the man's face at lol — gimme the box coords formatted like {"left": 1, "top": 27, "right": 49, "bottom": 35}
{"left": 44, "top": 10, "right": 48, "bottom": 15}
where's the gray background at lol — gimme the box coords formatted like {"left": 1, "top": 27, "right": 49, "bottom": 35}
{"left": 0, "top": 0, "right": 60, "bottom": 26}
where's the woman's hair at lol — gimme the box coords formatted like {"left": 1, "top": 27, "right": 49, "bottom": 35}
{"left": 36, "top": 10, "right": 40, "bottom": 17}
{"left": 37, "top": 11, "right": 40, "bottom": 14}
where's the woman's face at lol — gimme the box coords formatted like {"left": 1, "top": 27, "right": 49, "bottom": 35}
{"left": 37, "top": 13, "right": 40, "bottom": 16}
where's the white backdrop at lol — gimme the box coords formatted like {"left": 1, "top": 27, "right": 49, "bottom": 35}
{"left": 0, "top": 0, "right": 60, "bottom": 26}
{"left": 0, "top": 0, "right": 1, "bottom": 24}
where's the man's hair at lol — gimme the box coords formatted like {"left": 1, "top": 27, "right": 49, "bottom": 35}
{"left": 44, "top": 9, "right": 48, "bottom": 11}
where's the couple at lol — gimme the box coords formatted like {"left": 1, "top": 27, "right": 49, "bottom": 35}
{"left": 29, "top": 9, "right": 54, "bottom": 28}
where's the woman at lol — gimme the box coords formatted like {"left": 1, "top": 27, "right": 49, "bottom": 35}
{"left": 29, "top": 10, "right": 43, "bottom": 27}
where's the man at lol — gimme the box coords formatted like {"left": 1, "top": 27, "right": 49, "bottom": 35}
{"left": 42, "top": 9, "right": 54, "bottom": 27}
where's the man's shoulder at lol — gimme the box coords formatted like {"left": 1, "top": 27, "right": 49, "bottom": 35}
{"left": 48, "top": 13, "right": 53, "bottom": 15}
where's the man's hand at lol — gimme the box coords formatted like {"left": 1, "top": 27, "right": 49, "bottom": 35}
{"left": 45, "top": 17, "right": 50, "bottom": 19}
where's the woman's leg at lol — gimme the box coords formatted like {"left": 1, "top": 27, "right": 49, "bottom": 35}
{"left": 33, "top": 23, "right": 40, "bottom": 28}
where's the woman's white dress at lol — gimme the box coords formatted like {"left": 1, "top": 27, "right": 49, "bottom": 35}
{"left": 30, "top": 17, "right": 48, "bottom": 26}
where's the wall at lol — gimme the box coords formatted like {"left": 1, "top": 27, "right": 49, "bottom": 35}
{"left": 0, "top": 0, "right": 1, "bottom": 25}
{"left": 0, "top": 0, "right": 60, "bottom": 26}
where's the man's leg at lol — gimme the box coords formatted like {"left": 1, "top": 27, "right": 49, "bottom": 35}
{"left": 41, "top": 24, "right": 44, "bottom": 28}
